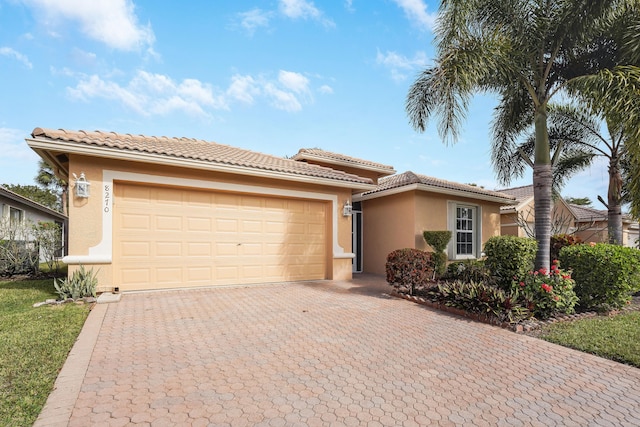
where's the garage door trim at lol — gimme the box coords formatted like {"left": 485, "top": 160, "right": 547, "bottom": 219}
{"left": 63, "top": 170, "right": 351, "bottom": 265}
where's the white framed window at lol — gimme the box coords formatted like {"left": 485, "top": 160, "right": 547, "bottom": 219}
{"left": 9, "top": 206, "right": 24, "bottom": 226}
{"left": 448, "top": 202, "right": 481, "bottom": 260}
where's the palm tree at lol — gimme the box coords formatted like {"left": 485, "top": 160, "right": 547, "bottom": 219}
{"left": 406, "top": 0, "right": 640, "bottom": 269}
{"left": 495, "top": 103, "right": 628, "bottom": 244}
{"left": 36, "top": 160, "right": 68, "bottom": 215}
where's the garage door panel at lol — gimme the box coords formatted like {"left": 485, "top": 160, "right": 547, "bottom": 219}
{"left": 114, "top": 184, "right": 327, "bottom": 290}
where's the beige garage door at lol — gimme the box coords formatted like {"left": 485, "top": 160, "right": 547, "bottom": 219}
{"left": 113, "top": 183, "right": 327, "bottom": 291}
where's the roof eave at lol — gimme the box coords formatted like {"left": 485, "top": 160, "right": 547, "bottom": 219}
{"left": 0, "top": 187, "right": 67, "bottom": 220}
{"left": 294, "top": 152, "right": 396, "bottom": 176}
{"left": 354, "top": 183, "right": 517, "bottom": 204}
{"left": 26, "top": 137, "right": 376, "bottom": 192}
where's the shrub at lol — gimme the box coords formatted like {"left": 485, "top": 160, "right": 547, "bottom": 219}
{"left": 0, "top": 218, "right": 39, "bottom": 277}
{"left": 54, "top": 265, "right": 98, "bottom": 300}
{"left": 515, "top": 260, "right": 578, "bottom": 320}
{"left": 386, "top": 248, "right": 434, "bottom": 295}
{"left": 423, "top": 231, "right": 452, "bottom": 277}
{"left": 445, "top": 259, "right": 489, "bottom": 283}
{"left": 484, "top": 236, "right": 537, "bottom": 291}
{"left": 560, "top": 243, "right": 640, "bottom": 310}
{"left": 427, "top": 281, "right": 528, "bottom": 324}
{"left": 33, "top": 221, "right": 63, "bottom": 275}
{"left": 550, "top": 234, "right": 582, "bottom": 261}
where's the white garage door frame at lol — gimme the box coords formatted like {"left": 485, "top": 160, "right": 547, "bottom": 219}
{"left": 63, "top": 170, "right": 353, "bottom": 265}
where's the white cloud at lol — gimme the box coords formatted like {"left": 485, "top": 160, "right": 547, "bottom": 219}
{"left": 392, "top": 0, "right": 437, "bottom": 31}
{"left": 227, "top": 75, "right": 261, "bottom": 104}
{"left": 238, "top": 8, "right": 272, "bottom": 35}
{"left": 376, "top": 50, "right": 429, "bottom": 81}
{"left": 263, "top": 83, "right": 303, "bottom": 112}
{"left": 345, "top": 0, "right": 355, "bottom": 12}
{"left": 278, "top": 70, "right": 310, "bottom": 94}
{"left": 0, "top": 47, "right": 33, "bottom": 69}
{"left": 0, "top": 128, "right": 38, "bottom": 161}
{"left": 278, "top": 0, "right": 335, "bottom": 27}
{"left": 21, "top": 0, "right": 155, "bottom": 51}
{"left": 68, "top": 71, "right": 227, "bottom": 118}
{"left": 318, "top": 85, "right": 333, "bottom": 94}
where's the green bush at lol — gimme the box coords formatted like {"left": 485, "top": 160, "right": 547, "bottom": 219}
{"left": 426, "top": 281, "right": 528, "bottom": 324}
{"left": 550, "top": 233, "right": 582, "bottom": 261}
{"left": 386, "top": 248, "right": 434, "bottom": 295}
{"left": 560, "top": 243, "right": 640, "bottom": 310}
{"left": 445, "top": 259, "right": 489, "bottom": 283}
{"left": 515, "top": 260, "right": 578, "bottom": 319}
{"left": 423, "top": 230, "right": 452, "bottom": 277}
{"left": 54, "top": 265, "right": 98, "bottom": 300}
{"left": 484, "top": 236, "right": 537, "bottom": 291}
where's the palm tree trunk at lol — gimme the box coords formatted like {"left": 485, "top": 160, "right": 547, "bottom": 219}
{"left": 533, "top": 108, "right": 552, "bottom": 270}
{"left": 608, "top": 157, "right": 623, "bottom": 244}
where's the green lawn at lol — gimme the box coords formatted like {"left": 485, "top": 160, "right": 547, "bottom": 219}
{"left": 540, "top": 311, "right": 640, "bottom": 368}
{"left": 0, "top": 278, "right": 89, "bottom": 426}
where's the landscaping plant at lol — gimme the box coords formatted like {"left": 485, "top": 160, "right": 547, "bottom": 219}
{"left": 385, "top": 248, "right": 434, "bottom": 295}
{"left": 422, "top": 230, "right": 451, "bottom": 277}
{"left": 515, "top": 260, "right": 578, "bottom": 320}
{"left": 560, "top": 243, "right": 640, "bottom": 310}
{"left": 53, "top": 265, "right": 98, "bottom": 300}
{"left": 484, "top": 236, "right": 537, "bottom": 291}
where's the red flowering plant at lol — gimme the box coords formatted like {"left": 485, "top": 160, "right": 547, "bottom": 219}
{"left": 514, "top": 260, "right": 578, "bottom": 320}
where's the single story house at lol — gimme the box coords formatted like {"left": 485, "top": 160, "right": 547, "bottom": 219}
{"left": 570, "top": 204, "right": 639, "bottom": 248}
{"left": 0, "top": 185, "right": 68, "bottom": 260}
{"left": 27, "top": 127, "right": 515, "bottom": 291}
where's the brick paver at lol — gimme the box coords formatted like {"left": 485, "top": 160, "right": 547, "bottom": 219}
{"left": 36, "top": 275, "right": 640, "bottom": 426}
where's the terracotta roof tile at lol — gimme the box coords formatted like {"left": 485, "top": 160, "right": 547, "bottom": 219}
{"left": 362, "top": 171, "right": 515, "bottom": 202}
{"left": 497, "top": 185, "right": 534, "bottom": 203}
{"left": 569, "top": 204, "right": 608, "bottom": 222}
{"left": 30, "top": 128, "right": 374, "bottom": 186}
{"left": 292, "top": 148, "right": 395, "bottom": 174}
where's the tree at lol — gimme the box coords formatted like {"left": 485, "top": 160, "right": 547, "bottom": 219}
{"left": 2, "top": 184, "right": 59, "bottom": 211}
{"left": 406, "top": 0, "right": 640, "bottom": 270}
{"left": 494, "top": 103, "right": 629, "bottom": 244}
{"left": 35, "top": 160, "right": 68, "bottom": 216}
{"left": 565, "top": 197, "right": 592, "bottom": 207}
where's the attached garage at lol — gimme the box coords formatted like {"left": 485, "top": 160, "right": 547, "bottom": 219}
{"left": 113, "top": 183, "right": 327, "bottom": 290}
{"left": 27, "top": 128, "right": 374, "bottom": 292}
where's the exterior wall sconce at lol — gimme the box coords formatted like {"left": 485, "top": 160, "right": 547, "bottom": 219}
{"left": 343, "top": 200, "right": 353, "bottom": 217}
{"left": 73, "top": 172, "right": 91, "bottom": 198}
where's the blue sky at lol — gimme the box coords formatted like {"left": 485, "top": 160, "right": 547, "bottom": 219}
{"left": 0, "top": 0, "right": 609, "bottom": 205}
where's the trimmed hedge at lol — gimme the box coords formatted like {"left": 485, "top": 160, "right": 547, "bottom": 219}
{"left": 560, "top": 243, "right": 640, "bottom": 310}
{"left": 484, "top": 236, "right": 537, "bottom": 291}
{"left": 423, "top": 230, "right": 452, "bottom": 277}
{"left": 386, "top": 248, "right": 434, "bottom": 295}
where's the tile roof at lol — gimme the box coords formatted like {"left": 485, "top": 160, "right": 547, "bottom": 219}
{"left": 29, "top": 128, "right": 374, "bottom": 186}
{"left": 569, "top": 204, "right": 608, "bottom": 222}
{"left": 497, "top": 185, "right": 534, "bottom": 203}
{"left": 0, "top": 185, "right": 67, "bottom": 219}
{"left": 361, "top": 171, "right": 516, "bottom": 202}
{"left": 292, "top": 148, "right": 396, "bottom": 174}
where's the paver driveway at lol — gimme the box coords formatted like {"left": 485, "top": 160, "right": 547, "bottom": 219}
{"left": 36, "top": 275, "right": 640, "bottom": 426}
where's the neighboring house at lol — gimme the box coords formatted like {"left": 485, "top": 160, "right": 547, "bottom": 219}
{"left": 499, "top": 185, "right": 576, "bottom": 237}
{"left": 354, "top": 172, "right": 516, "bottom": 275}
{"left": 499, "top": 184, "right": 640, "bottom": 248}
{"left": 569, "top": 204, "right": 639, "bottom": 248}
{"left": 26, "top": 127, "right": 517, "bottom": 290}
{"left": 0, "top": 185, "right": 67, "bottom": 260}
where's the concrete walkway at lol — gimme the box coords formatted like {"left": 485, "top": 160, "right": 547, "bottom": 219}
{"left": 35, "top": 275, "right": 640, "bottom": 426}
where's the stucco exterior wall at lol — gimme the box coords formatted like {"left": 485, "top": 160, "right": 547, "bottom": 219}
{"left": 360, "top": 190, "right": 504, "bottom": 275}
{"left": 361, "top": 191, "right": 415, "bottom": 275}
{"left": 66, "top": 154, "right": 355, "bottom": 291}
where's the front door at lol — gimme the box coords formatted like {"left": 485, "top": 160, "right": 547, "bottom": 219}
{"left": 352, "top": 202, "right": 362, "bottom": 273}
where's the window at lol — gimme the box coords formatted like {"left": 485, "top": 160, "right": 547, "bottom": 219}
{"left": 9, "top": 207, "right": 23, "bottom": 226}
{"left": 448, "top": 203, "right": 480, "bottom": 260}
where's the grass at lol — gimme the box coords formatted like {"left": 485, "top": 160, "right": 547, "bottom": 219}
{"left": 0, "top": 278, "right": 89, "bottom": 426}
{"left": 540, "top": 311, "right": 640, "bottom": 368}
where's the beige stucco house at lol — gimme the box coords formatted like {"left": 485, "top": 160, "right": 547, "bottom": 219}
{"left": 27, "top": 128, "right": 516, "bottom": 290}
{"left": 570, "top": 204, "right": 639, "bottom": 248}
